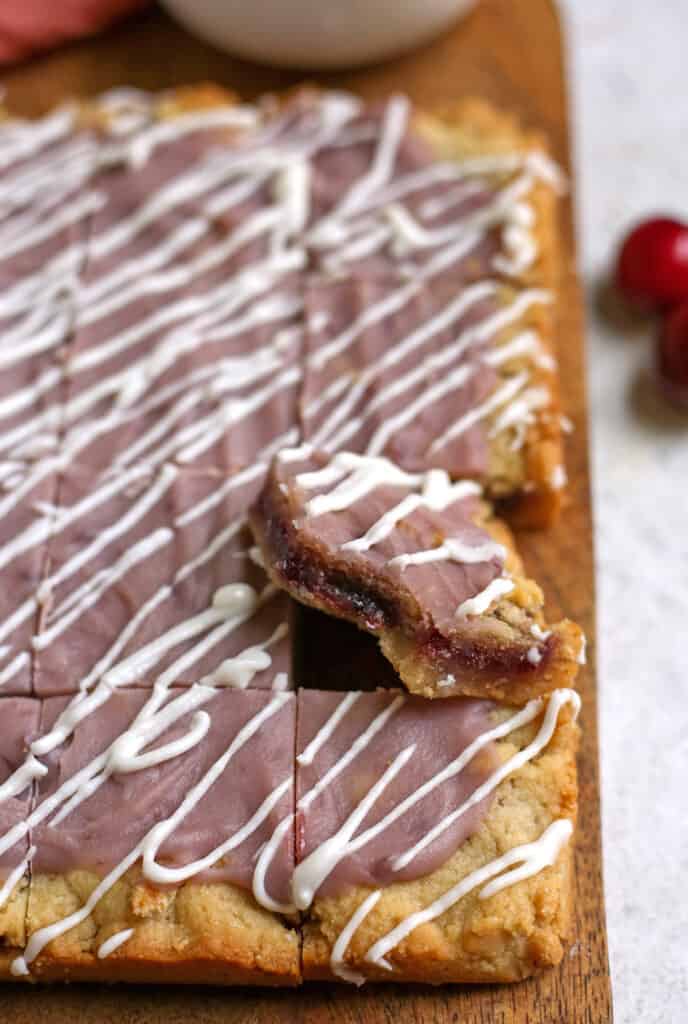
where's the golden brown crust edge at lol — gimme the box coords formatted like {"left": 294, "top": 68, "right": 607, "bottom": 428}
{"left": 24, "top": 871, "right": 301, "bottom": 986}
{"left": 0, "top": 877, "right": 29, "bottom": 980}
{"left": 416, "top": 99, "right": 566, "bottom": 527}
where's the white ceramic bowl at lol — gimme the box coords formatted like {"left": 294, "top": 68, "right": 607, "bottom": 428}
{"left": 160, "top": 0, "right": 477, "bottom": 70}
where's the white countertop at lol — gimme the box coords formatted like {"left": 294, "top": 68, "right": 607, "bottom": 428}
{"left": 561, "top": 2, "right": 688, "bottom": 1020}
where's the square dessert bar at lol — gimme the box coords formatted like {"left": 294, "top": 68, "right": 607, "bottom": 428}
{"left": 296, "top": 687, "right": 579, "bottom": 984}
{"left": 301, "top": 273, "right": 559, "bottom": 510}
{"left": 250, "top": 449, "right": 584, "bottom": 704}
{"left": 21, "top": 687, "right": 299, "bottom": 984}
{"left": 0, "top": 698, "right": 41, "bottom": 977}
{"left": 32, "top": 463, "right": 292, "bottom": 696}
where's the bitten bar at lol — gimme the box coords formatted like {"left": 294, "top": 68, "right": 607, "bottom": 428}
{"left": 250, "top": 449, "right": 583, "bottom": 703}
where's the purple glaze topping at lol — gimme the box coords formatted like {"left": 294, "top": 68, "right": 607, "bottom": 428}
{"left": 0, "top": 472, "right": 57, "bottom": 695}
{"left": 296, "top": 689, "right": 498, "bottom": 896}
{"left": 34, "top": 465, "right": 292, "bottom": 695}
{"left": 0, "top": 698, "right": 40, "bottom": 873}
{"left": 34, "top": 688, "right": 295, "bottom": 902}
{"left": 301, "top": 273, "right": 498, "bottom": 477}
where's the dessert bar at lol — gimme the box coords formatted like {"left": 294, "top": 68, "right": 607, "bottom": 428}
{"left": 19, "top": 688, "right": 300, "bottom": 984}
{"left": 296, "top": 687, "right": 579, "bottom": 982}
{"left": 33, "top": 463, "right": 292, "bottom": 696}
{"left": 250, "top": 449, "right": 584, "bottom": 702}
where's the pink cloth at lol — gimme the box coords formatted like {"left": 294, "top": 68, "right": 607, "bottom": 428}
{"left": 0, "top": 0, "right": 149, "bottom": 65}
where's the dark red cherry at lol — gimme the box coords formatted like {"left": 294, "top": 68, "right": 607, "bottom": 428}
{"left": 617, "top": 217, "right": 688, "bottom": 307}
{"left": 657, "top": 301, "right": 688, "bottom": 408}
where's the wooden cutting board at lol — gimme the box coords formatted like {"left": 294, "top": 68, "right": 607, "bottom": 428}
{"left": 0, "top": 1, "right": 613, "bottom": 1020}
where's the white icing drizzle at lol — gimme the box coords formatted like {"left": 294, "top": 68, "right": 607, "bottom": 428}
{"left": 299, "top": 696, "right": 406, "bottom": 817}
{"left": 364, "top": 819, "right": 573, "bottom": 971}
{"left": 392, "top": 689, "right": 580, "bottom": 872}
{"left": 0, "top": 755, "right": 47, "bottom": 802}
{"left": 456, "top": 575, "right": 515, "bottom": 617}
{"left": 530, "top": 623, "right": 552, "bottom": 642}
{"left": 252, "top": 814, "right": 295, "bottom": 914}
{"left": 0, "top": 651, "right": 30, "bottom": 689}
{"left": 9, "top": 692, "right": 292, "bottom": 975}
{"left": 331, "top": 890, "right": 381, "bottom": 985}
{"left": 33, "top": 527, "right": 174, "bottom": 652}
{"left": 314, "top": 284, "right": 552, "bottom": 461}
{"left": 205, "top": 647, "right": 271, "bottom": 689}
{"left": 293, "top": 691, "right": 570, "bottom": 917}
{"left": 578, "top": 633, "right": 587, "bottom": 666}
{"left": 489, "top": 385, "right": 550, "bottom": 440}
{"left": 307, "top": 280, "right": 498, "bottom": 450}
{"left": 273, "top": 158, "right": 310, "bottom": 237}
{"left": 292, "top": 744, "right": 416, "bottom": 911}
{"left": 298, "top": 692, "right": 361, "bottom": 766}
{"left": 297, "top": 453, "right": 423, "bottom": 518}
{"left": 389, "top": 536, "right": 505, "bottom": 572}
{"left": 253, "top": 693, "right": 406, "bottom": 916}
{"left": 288, "top": 449, "right": 517, "bottom": 622}
{"left": 0, "top": 846, "right": 34, "bottom": 911}
{"left": 278, "top": 443, "right": 315, "bottom": 463}
{"left": 282, "top": 688, "right": 578, "bottom": 983}
{"left": 485, "top": 328, "right": 555, "bottom": 371}
{"left": 308, "top": 231, "right": 485, "bottom": 375}
{"left": 342, "top": 472, "right": 481, "bottom": 554}
{"left": 141, "top": 694, "right": 292, "bottom": 886}
{"left": 365, "top": 363, "right": 474, "bottom": 457}
{"left": 0, "top": 89, "right": 559, "bottom": 504}
{"left": 321, "top": 95, "right": 409, "bottom": 225}
{"left": 428, "top": 371, "right": 530, "bottom": 457}
{"left": 96, "top": 927, "right": 134, "bottom": 960}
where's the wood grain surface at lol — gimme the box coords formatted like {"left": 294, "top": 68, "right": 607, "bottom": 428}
{"left": 0, "top": 1, "right": 613, "bottom": 1020}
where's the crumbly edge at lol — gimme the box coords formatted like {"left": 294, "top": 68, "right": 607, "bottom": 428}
{"left": 379, "top": 511, "right": 582, "bottom": 702}
{"left": 77, "top": 82, "right": 243, "bottom": 129}
{"left": 302, "top": 706, "right": 579, "bottom": 984}
{"left": 0, "top": 875, "right": 29, "bottom": 980}
{"left": 415, "top": 100, "right": 566, "bottom": 526}
{"left": 249, "top": 472, "right": 582, "bottom": 704}
{"left": 23, "top": 867, "right": 300, "bottom": 985}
